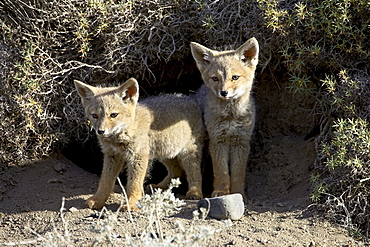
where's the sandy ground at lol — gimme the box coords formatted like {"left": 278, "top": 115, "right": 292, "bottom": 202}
{"left": 0, "top": 77, "right": 365, "bottom": 246}
{"left": 0, "top": 150, "right": 363, "bottom": 246}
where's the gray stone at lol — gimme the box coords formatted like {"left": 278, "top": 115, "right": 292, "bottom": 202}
{"left": 197, "top": 193, "right": 245, "bottom": 220}
{"left": 53, "top": 162, "right": 68, "bottom": 173}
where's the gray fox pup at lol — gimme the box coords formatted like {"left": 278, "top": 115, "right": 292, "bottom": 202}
{"left": 190, "top": 37, "right": 259, "bottom": 200}
{"left": 74, "top": 78, "right": 205, "bottom": 210}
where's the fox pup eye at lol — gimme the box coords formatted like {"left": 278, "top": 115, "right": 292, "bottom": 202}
{"left": 110, "top": 113, "right": 118, "bottom": 118}
{"left": 211, "top": 76, "right": 219, "bottom": 82}
{"left": 91, "top": 114, "right": 98, "bottom": 119}
{"left": 232, "top": 75, "right": 240, "bottom": 81}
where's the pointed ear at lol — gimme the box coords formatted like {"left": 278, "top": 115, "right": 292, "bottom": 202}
{"left": 236, "top": 37, "right": 259, "bottom": 67}
{"left": 116, "top": 78, "right": 139, "bottom": 104}
{"left": 73, "top": 79, "right": 95, "bottom": 104}
{"left": 190, "top": 42, "right": 214, "bottom": 70}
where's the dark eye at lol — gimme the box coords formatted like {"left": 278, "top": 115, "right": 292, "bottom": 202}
{"left": 211, "top": 76, "right": 219, "bottom": 82}
{"left": 110, "top": 113, "right": 118, "bottom": 118}
{"left": 232, "top": 75, "right": 240, "bottom": 81}
{"left": 91, "top": 114, "right": 98, "bottom": 119}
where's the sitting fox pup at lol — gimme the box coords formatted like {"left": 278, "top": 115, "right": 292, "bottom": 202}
{"left": 191, "top": 37, "right": 259, "bottom": 201}
{"left": 74, "top": 78, "right": 205, "bottom": 210}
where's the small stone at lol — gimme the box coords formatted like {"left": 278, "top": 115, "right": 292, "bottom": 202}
{"left": 197, "top": 193, "right": 245, "bottom": 220}
{"left": 69, "top": 207, "right": 78, "bottom": 212}
{"left": 276, "top": 202, "right": 285, "bottom": 207}
{"left": 48, "top": 178, "right": 62, "bottom": 183}
{"left": 54, "top": 163, "right": 68, "bottom": 173}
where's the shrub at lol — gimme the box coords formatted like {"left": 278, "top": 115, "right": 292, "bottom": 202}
{"left": 0, "top": 0, "right": 267, "bottom": 165}
{"left": 313, "top": 72, "right": 370, "bottom": 238}
{"left": 256, "top": 0, "right": 370, "bottom": 238}
{"left": 257, "top": 0, "right": 369, "bottom": 92}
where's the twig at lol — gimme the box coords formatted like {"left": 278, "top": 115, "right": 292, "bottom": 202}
{"left": 116, "top": 177, "right": 134, "bottom": 223}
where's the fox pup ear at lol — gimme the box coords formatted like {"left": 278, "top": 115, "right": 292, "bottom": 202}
{"left": 236, "top": 37, "right": 259, "bottom": 67}
{"left": 117, "top": 78, "right": 139, "bottom": 103}
{"left": 73, "top": 80, "right": 95, "bottom": 103}
{"left": 190, "top": 42, "right": 213, "bottom": 69}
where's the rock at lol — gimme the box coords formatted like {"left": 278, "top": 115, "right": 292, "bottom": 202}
{"left": 53, "top": 163, "right": 68, "bottom": 173}
{"left": 48, "top": 178, "right": 62, "bottom": 183}
{"left": 69, "top": 207, "right": 78, "bottom": 212}
{"left": 197, "top": 193, "right": 245, "bottom": 220}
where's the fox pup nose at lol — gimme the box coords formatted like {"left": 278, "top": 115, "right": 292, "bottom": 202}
{"left": 97, "top": 130, "right": 105, "bottom": 135}
{"left": 220, "top": 91, "right": 228, "bottom": 97}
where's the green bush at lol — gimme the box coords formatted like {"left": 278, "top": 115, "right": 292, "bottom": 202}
{"left": 256, "top": 0, "right": 369, "bottom": 237}
{"left": 313, "top": 72, "right": 370, "bottom": 238}
{"left": 257, "top": 0, "right": 369, "bottom": 92}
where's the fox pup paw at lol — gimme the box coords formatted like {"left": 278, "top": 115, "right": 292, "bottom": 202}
{"left": 186, "top": 190, "right": 203, "bottom": 200}
{"left": 86, "top": 197, "right": 106, "bottom": 210}
{"left": 121, "top": 203, "right": 139, "bottom": 211}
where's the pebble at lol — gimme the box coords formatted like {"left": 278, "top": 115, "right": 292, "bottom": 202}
{"left": 69, "top": 207, "right": 79, "bottom": 212}
{"left": 197, "top": 193, "right": 245, "bottom": 220}
{"left": 48, "top": 178, "right": 62, "bottom": 183}
{"left": 54, "top": 163, "right": 68, "bottom": 173}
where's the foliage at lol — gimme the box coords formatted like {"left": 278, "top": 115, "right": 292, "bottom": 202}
{"left": 257, "top": 0, "right": 369, "bottom": 92}
{"left": 126, "top": 179, "right": 231, "bottom": 246}
{"left": 311, "top": 72, "right": 370, "bottom": 239}
{"left": 256, "top": 0, "right": 370, "bottom": 238}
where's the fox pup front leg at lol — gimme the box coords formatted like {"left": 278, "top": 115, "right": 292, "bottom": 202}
{"left": 209, "top": 141, "right": 231, "bottom": 197}
{"left": 125, "top": 155, "right": 149, "bottom": 210}
{"left": 230, "top": 144, "right": 250, "bottom": 202}
{"left": 86, "top": 154, "right": 124, "bottom": 209}
{"left": 178, "top": 146, "right": 203, "bottom": 200}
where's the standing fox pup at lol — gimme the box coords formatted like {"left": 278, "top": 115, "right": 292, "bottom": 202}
{"left": 190, "top": 37, "right": 259, "bottom": 200}
{"left": 74, "top": 78, "right": 204, "bottom": 210}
